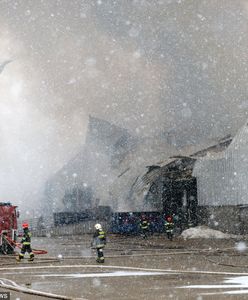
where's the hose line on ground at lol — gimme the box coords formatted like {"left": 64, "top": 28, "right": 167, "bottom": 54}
{"left": 4, "top": 236, "right": 48, "bottom": 255}
{"left": 0, "top": 277, "right": 85, "bottom": 300}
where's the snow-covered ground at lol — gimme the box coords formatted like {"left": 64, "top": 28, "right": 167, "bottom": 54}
{"left": 181, "top": 226, "right": 248, "bottom": 253}
{"left": 181, "top": 225, "right": 235, "bottom": 239}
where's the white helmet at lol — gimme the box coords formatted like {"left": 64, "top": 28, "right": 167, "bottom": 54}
{"left": 95, "top": 223, "right": 102, "bottom": 230}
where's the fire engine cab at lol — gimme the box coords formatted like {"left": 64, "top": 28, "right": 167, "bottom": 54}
{"left": 0, "top": 202, "right": 19, "bottom": 254}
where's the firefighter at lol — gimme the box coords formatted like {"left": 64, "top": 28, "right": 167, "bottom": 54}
{"left": 164, "top": 216, "right": 174, "bottom": 241}
{"left": 139, "top": 215, "right": 150, "bottom": 239}
{"left": 92, "top": 223, "right": 106, "bottom": 263}
{"left": 16, "top": 223, "right": 34, "bottom": 262}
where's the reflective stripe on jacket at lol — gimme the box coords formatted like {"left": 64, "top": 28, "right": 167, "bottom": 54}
{"left": 140, "top": 220, "right": 149, "bottom": 229}
{"left": 164, "top": 222, "right": 174, "bottom": 230}
{"left": 93, "top": 229, "right": 106, "bottom": 248}
{"left": 21, "top": 230, "right": 31, "bottom": 245}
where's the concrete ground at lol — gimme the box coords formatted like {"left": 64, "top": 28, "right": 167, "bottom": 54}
{"left": 1, "top": 234, "right": 248, "bottom": 299}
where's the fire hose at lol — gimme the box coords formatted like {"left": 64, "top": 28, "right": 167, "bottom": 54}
{"left": 3, "top": 235, "right": 48, "bottom": 255}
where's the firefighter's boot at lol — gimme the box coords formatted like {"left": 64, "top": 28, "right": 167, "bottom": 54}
{"left": 96, "top": 248, "right": 104, "bottom": 263}
{"left": 96, "top": 257, "right": 104, "bottom": 263}
{"left": 28, "top": 253, "right": 34, "bottom": 262}
{"left": 16, "top": 253, "right": 24, "bottom": 262}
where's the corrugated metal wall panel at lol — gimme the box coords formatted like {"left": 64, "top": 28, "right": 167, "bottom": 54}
{"left": 194, "top": 123, "right": 248, "bottom": 206}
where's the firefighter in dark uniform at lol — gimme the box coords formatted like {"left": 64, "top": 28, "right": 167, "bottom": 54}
{"left": 16, "top": 223, "right": 34, "bottom": 262}
{"left": 92, "top": 223, "right": 106, "bottom": 263}
{"left": 139, "top": 215, "right": 150, "bottom": 239}
{"left": 164, "top": 216, "right": 174, "bottom": 241}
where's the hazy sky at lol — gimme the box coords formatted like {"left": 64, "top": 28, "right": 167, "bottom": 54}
{"left": 0, "top": 0, "right": 248, "bottom": 213}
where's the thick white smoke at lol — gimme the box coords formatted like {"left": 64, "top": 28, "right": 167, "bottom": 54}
{"left": 0, "top": 0, "right": 248, "bottom": 215}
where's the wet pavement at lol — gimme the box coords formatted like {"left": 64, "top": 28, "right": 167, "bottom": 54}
{"left": 1, "top": 234, "right": 248, "bottom": 299}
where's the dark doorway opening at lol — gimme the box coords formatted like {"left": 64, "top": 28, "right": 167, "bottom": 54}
{"left": 162, "top": 177, "right": 197, "bottom": 230}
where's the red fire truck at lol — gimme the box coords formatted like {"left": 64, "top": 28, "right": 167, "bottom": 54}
{"left": 0, "top": 202, "right": 19, "bottom": 254}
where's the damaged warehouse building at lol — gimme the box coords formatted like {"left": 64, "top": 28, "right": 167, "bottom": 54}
{"left": 43, "top": 115, "right": 178, "bottom": 224}
{"left": 130, "top": 135, "right": 232, "bottom": 231}
{"left": 44, "top": 115, "right": 248, "bottom": 234}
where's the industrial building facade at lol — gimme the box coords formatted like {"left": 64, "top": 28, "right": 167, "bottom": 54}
{"left": 43, "top": 114, "right": 248, "bottom": 234}
{"left": 193, "top": 122, "right": 248, "bottom": 233}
